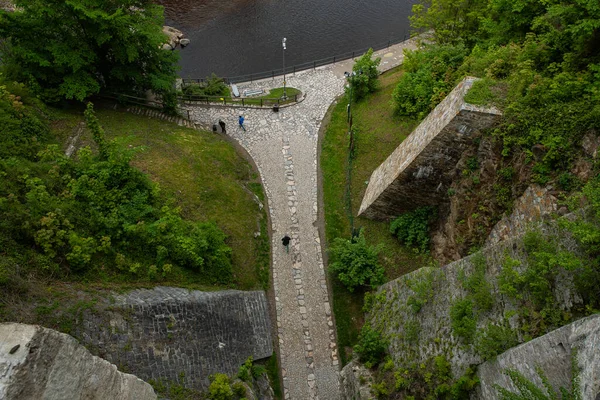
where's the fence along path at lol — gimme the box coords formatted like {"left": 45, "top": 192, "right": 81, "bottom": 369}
{"left": 181, "top": 31, "right": 413, "bottom": 86}
{"left": 186, "top": 37, "right": 420, "bottom": 399}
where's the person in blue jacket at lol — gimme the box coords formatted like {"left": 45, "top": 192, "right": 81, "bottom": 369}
{"left": 238, "top": 115, "right": 246, "bottom": 131}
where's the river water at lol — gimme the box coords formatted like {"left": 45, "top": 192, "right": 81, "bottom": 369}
{"left": 158, "top": 0, "right": 416, "bottom": 79}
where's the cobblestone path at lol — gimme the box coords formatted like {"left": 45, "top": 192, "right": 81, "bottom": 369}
{"left": 188, "top": 39, "right": 418, "bottom": 400}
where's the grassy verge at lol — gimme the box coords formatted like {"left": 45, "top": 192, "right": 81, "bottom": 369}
{"left": 321, "top": 66, "right": 431, "bottom": 364}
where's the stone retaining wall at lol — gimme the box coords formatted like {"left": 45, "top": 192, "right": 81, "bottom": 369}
{"left": 77, "top": 287, "right": 272, "bottom": 391}
{"left": 477, "top": 313, "right": 600, "bottom": 399}
{"left": 358, "top": 77, "right": 502, "bottom": 220}
{"left": 366, "top": 222, "right": 582, "bottom": 379}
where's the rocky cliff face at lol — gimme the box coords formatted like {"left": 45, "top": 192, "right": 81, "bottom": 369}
{"left": 0, "top": 323, "right": 156, "bottom": 400}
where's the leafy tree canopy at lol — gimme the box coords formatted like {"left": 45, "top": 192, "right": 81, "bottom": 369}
{"left": 0, "top": 0, "right": 178, "bottom": 102}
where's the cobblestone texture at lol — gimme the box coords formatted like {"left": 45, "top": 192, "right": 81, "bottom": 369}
{"left": 186, "top": 38, "right": 419, "bottom": 399}
{"left": 78, "top": 288, "right": 272, "bottom": 391}
{"left": 358, "top": 77, "right": 502, "bottom": 220}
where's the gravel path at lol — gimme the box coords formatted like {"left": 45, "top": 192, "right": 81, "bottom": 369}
{"left": 188, "top": 38, "right": 418, "bottom": 400}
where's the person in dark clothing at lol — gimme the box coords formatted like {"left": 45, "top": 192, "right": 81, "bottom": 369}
{"left": 238, "top": 115, "right": 246, "bottom": 131}
{"left": 218, "top": 119, "right": 226, "bottom": 133}
{"left": 282, "top": 235, "right": 291, "bottom": 253}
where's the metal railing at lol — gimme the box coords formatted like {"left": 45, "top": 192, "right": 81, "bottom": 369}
{"left": 181, "top": 31, "right": 414, "bottom": 85}
{"left": 178, "top": 93, "right": 299, "bottom": 108}
{"left": 99, "top": 92, "right": 164, "bottom": 110}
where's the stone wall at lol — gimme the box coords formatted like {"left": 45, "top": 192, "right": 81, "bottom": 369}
{"left": 486, "top": 185, "right": 558, "bottom": 246}
{"left": 366, "top": 222, "right": 582, "bottom": 379}
{"left": 358, "top": 77, "right": 502, "bottom": 220}
{"left": 339, "top": 360, "right": 375, "bottom": 400}
{"left": 0, "top": 323, "right": 156, "bottom": 400}
{"left": 477, "top": 313, "right": 600, "bottom": 399}
{"left": 76, "top": 287, "right": 272, "bottom": 391}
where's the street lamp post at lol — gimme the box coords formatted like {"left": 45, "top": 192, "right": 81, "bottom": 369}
{"left": 344, "top": 69, "right": 362, "bottom": 126}
{"left": 282, "top": 37, "right": 287, "bottom": 100}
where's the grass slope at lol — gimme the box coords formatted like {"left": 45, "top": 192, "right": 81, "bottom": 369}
{"left": 51, "top": 107, "right": 270, "bottom": 290}
{"left": 1, "top": 105, "right": 270, "bottom": 333}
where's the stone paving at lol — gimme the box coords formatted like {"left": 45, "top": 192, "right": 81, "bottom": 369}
{"left": 187, "top": 38, "right": 419, "bottom": 400}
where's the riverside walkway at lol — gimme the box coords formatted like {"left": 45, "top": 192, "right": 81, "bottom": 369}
{"left": 188, "top": 38, "right": 418, "bottom": 400}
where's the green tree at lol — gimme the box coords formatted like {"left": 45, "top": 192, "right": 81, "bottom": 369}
{"left": 410, "top": 0, "right": 486, "bottom": 44}
{"left": 347, "top": 48, "right": 381, "bottom": 101}
{"left": 329, "top": 230, "right": 385, "bottom": 292}
{"left": 0, "top": 0, "right": 178, "bottom": 102}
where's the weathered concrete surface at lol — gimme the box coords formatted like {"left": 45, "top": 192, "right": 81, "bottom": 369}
{"left": 367, "top": 223, "right": 582, "bottom": 379}
{"left": 0, "top": 323, "right": 156, "bottom": 400}
{"left": 77, "top": 287, "right": 272, "bottom": 391}
{"left": 358, "top": 76, "right": 502, "bottom": 220}
{"left": 486, "top": 185, "right": 558, "bottom": 246}
{"left": 477, "top": 313, "right": 600, "bottom": 399}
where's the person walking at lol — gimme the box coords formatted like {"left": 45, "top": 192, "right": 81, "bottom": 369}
{"left": 282, "top": 235, "right": 291, "bottom": 253}
{"left": 218, "top": 119, "right": 226, "bottom": 133}
{"left": 238, "top": 115, "right": 246, "bottom": 131}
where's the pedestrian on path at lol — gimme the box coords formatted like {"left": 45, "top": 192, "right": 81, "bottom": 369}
{"left": 218, "top": 119, "right": 226, "bottom": 133}
{"left": 238, "top": 115, "right": 246, "bottom": 131}
{"left": 282, "top": 235, "right": 291, "bottom": 253}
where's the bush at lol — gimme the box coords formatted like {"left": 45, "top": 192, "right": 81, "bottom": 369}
{"left": 475, "top": 323, "right": 518, "bottom": 361}
{"left": 461, "top": 253, "right": 494, "bottom": 313}
{"left": 354, "top": 324, "right": 387, "bottom": 367}
{"left": 346, "top": 48, "right": 381, "bottom": 101}
{"left": 390, "top": 207, "right": 435, "bottom": 253}
{"left": 183, "top": 73, "right": 229, "bottom": 98}
{"left": 329, "top": 229, "right": 385, "bottom": 292}
{"left": 450, "top": 299, "right": 476, "bottom": 342}
{"left": 207, "top": 374, "right": 233, "bottom": 400}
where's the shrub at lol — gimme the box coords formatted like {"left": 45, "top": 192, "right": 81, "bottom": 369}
{"left": 346, "top": 48, "right": 381, "bottom": 101}
{"left": 207, "top": 373, "right": 233, "bottom": 400}
{"left": 354, "top": 324, "right": 387, "bottom": 367}
{"left": 405, "top": 270, "right": 435, "bottom": 313}
{"left": 329, "top": 229, "right": 385, "bottom": 292}
{"left": 183, "top": 73, "right": 229, "bottom": 98}
{"left": 237, "top": 357, "right": 253, "bottom": 382}
{"left": 450, "top": 299, "right": 476, "bottom": 342}
{"left": 462, "top": 253, "right": 494, "bottom": 313}
{"left": 475, "top": 323, "right": 518, "bottom": 361}
{"left": 390, "top": 207, "right": 435, "bottom": 253}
